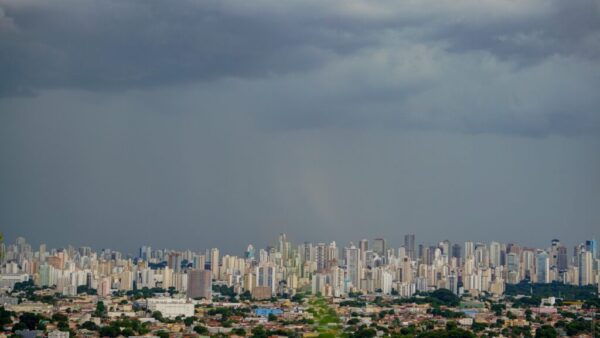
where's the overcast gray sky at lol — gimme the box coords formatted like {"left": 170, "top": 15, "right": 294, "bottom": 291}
{"left": 0, "top": 0, "right": 599, "bottom": 254}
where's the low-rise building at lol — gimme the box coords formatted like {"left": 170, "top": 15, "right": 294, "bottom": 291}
{"left": 146, "top": 297, "right": 194, "bottom": 318}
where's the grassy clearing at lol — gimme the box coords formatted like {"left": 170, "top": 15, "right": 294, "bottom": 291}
{"left": 308, "top": 297, "right": 341, "bottom": 337}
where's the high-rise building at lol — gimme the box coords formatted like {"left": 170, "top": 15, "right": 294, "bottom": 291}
{"left": 506, "top": 252, "right": 520, "bottom": 284}
{"left": 438, "top": 240, "right": 450, "bottom": 256}
{"left": 474, "top": 242, "right": 488, "bottom": 267}
{"left": 256, "top": 264, "right": 276, "bottom": 295}
{"left": 404, "top": 234, "right": 415, "bottom": 260}
{"left": 490, "top": 241, "right": 501, "bottom": 268}
{"left": 302, "top": 242, "right": 313, "bottom": 263}
{"left": 359, "top": 239, "right": 369, "bottom": 259}
{"left": 39, "top": 244, "right": 46, "bottom": 262}
{"left": 278, "top": 233, "right": 290, "bottom": 260}
{"left": 451, "top": 244, "right": 462, "bottom": 264}
{"left": 245, "top": 245, "right": 255, "bottom": 260}
{"left": 187, "top": 269, "right": 212, "bottom": 299}
{"left": 167, "top": 252, "right": 182, "bottom": 273}
{"left": 556, "top": 246, "right": 568, "bottom": 272}
{"left": 464, "top": 241, "right": 474, "bottom": 259}
{"left": 448, "top": 273, "right": 458, "bottom": 295}
{"left": 345, "top": 244, "right": 360, "bottom": 288}
{"left": 578, "top": 250, "right": 593, "bottom": 286}
{"left": 522, "top": 250, "right": 535, "bottom": 280}
{"left": 585, "top": 239, "right": 597, "bottom": 259}
{"left": 210, "top": 248, "right": 220, "bottom": 279}
{"left": 573, "top": 244, "right": 585, "bottom": 266}
{"left": 373, "top": 238, "right": 386, "bottom": 257}
{"left": 316, "top": 243, "right": 327, "bottom": 272}
{"left": 536, "top": 251, "right": 550, "bottom": 283}
{"left": 326, "top": 242, "right": 339, "bottom": 270}
{"left": 139, "top": 246, "right": 152, "bottom": 261}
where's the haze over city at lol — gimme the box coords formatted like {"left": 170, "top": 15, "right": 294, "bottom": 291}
{"left": 1, "top": 0, "right": 599, "bottom": 253}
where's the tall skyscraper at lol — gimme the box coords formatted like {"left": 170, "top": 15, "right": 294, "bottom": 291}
{"left": 573, "top": 244, "right": 585, "bottom": 266}
{"left": 210, "top": 248, "right": 220, "bottom": 279}
{"left": 536, "top": 251, "right": 550, "bottom": 283}
{"left": 256, "top": 264, "right": 277, "bottom": 295}
{"left": 39, "top": 244, "right": 46, "bottom": 262}
{"left": 278, "top": 233, "right": 290, "bottom": 260}
{"left": 451, "top": 243, "right": 462, "bottom": 263}
{"left": 359, "top": 239, "right": 369, "bottom": 254}
{"left": 556, "top": 246, "right": 568, "bottom": 272}
{"left": 373, "top": 238, "right": 386, "bottom": 257}
{"left": 302, "top": 242, "right": 313, "bottom": 263}
{"left": 490, "top": 241, "right": 501, "bottom": 268}
{"left": 585, "top": 239, "right": 597, "bottom": 259}
{"left": 187, "top": 270, "right": 212, "bottom": 299}
{"left": 345, "top": 244, "right": 360, "bottom": 288}
{"left": 326, "top": 241, "right": 339, "bottom": 270}
{"left": 438, "top": 240, "right": 450, "bottom": 256}
{"left": 139, "top": 246, "right": 151, "bottom": 261}
{"left": 316, "top": 243, "right": 327, "bottom": 272}
{"left": 578, "top": 250, "right": 593, "bottom": 286}
{"left": 404, "top": 234, "right": 415, "bottom": 260}
{"left": 464, "top": 241, "right": 474, "bottom": 259}
{"left": 507, "top": 253, "right": 519, "bottom": 273}
{"left": 245, "top": 245, "right": 255, "bottom": 260}
{"left": 167, "top": 252, "right": 182, "bottom": 273}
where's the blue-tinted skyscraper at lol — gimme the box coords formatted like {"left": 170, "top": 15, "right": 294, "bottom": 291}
{"left": 585, "top": 239, "right": 597, "bottom": 259}
{"left": 536, "top": 251, "right": 550, "bottom": 283}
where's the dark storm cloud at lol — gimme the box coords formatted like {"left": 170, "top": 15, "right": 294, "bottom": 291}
{"left": 0, "top": 0, "right": 338, "bottom": 95}
{"left": 0, "top": 0, "right": 599, "bottom": 252}
{"left": 2, "top": 0, "right": 599, "bottom": 136}
{"left": 1, "top": 0, "right": 599, "bottom": 94}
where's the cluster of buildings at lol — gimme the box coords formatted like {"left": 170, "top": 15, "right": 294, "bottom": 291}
{"left": 1, "top": 235, "right": 599, "bottom": 301}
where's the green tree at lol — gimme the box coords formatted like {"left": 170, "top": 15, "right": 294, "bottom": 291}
{"left": 239, "top": 290, "right": 253, "bottom": 301}
{"left": 471, "top": 322, "right": 487, "bottom": 332}
{"left": 183, "top": 316, "right": 195, "bottom": 326}
{"left": 99, "top": 325, "right": 119, "bottom": 337}
{"left": 251, "top": 325, "right": 268, "bottom": 338}
{"left": 347, "top": 318, "right": 360, "bottom": 325}
{"left": 231, "top": 327, "right": 246, "bottom": 335}
{"left": 491, "top": 303, "right": 505, "bottom": 316}
{"left": 525, "top": 309, "right": 533, "bottom": 321}
{"left": 0, "top": 307, "right": 14, "bottom": 326}
{"left": 121, "top": 328, "right": 135, "bottom": 337}
{"left": 155, "top": 330, "right": 169, "bottom": 338}
{"left": 80, "top": 321, "right": 99, "bottom": 331}
{"left": 19, "top": 313, "right": 41, "bottom": 330}
{"left": 193, "top": 325, "right": 209, "bottom": 335}
{"left": 535, "top": 325, "right": 557, "bottom": 338}
{"left": 152, "top": 310, "right": 164, "bottom": 322}
{"left": 430, "top": 288, "right": 460, "bottom": 307}
{"left": 52, "top": 313, "right": 68, "bottom": 323}
{"left": 565, "top": 318, "right": 591, "bottom": 336}
{"left": 94, "top": 301, "right": 106, "bottom": 317}
{"left": 57, "top": 321, "right": 69, "bottom": 331}
{"left": 291, "top": 293, "right": 305, "bottom": 303}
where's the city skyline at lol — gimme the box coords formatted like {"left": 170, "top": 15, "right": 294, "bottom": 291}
{"left": 2, "top": 233, "right": 597, "bottom": 262}
{"left": 2, "top": 232, "right": 598, "bottom": 298}
{"left": 2, "top": 232, "right": 599, "bottom": 258}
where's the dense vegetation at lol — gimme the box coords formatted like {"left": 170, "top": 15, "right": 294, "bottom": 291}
{"left": 394, "top": 289, "right": 460, "bottom": 307}
{"left": 505, "top": 281, "right": 598, "bottom": 301}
